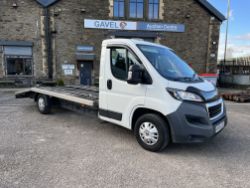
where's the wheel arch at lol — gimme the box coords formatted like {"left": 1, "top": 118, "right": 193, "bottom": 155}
{"left": 131, "top": 108, "right": 172, "bottom": 138}
{"left": 34, "top": 93, "right": 39, "bottom": 102}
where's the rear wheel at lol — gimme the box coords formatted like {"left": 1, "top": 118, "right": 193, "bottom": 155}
{"left": 134, "top": 113, "right": 170, "bottom": 152}
{"left": 37, "top": 95, "right": 51, "bottom": 114}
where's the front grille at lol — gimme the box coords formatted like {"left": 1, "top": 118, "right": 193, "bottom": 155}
{"left": 208, "top": 103, "right": 222, "bottom": 119}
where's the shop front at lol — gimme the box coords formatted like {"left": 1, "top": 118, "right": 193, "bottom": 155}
{"left": 0, "top": 41, "right": 33, "bottom": 85}
{"left": 0, "top": 0, "right": 225, "bottom": 86}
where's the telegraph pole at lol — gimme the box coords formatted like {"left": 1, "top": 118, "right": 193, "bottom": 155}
{"left": 224, "top": 0, "right": 231, "bottom": 63}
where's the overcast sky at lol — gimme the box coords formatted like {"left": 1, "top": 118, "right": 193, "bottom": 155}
{"left": 208, "top": 0, "right": 250, "bottom": 59}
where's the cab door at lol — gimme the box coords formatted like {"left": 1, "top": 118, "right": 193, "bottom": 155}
{"left": 103, "top": 46, "right": 147, "bottom": 128}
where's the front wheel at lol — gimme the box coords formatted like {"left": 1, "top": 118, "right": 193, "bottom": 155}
{"left": 134, "top": 114, "right": 170, "bottom": 152}
{"left": 37, "top": 94, "right": 51, "bottom": 114}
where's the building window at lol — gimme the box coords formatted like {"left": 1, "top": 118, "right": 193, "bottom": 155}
{"left": 148, "top": 0, "right": 159, "bottom": 19}
{"left": 114, "top": 0, "right": 125, "bottom": 17}
{"left": 129, "top": 0, "right": 144, "bottom": 18}
{"left": 112, "top": 0, "right": 162, "bottom": 20}
{"left": 3, "top": 46, "right": 33, "bottom": 76}
{"left": 6, "top": 57, "right": 32, "bottom": 76}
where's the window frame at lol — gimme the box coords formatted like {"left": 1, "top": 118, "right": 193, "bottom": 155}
{"left": 129, "top": 0, "right": 144, "bottom": 19}
{"left": 112, "top": 0, "right": 160, "bottom": 20}
{"left": 109, "top": 45, "right": 142, "bottom": 82}
{"left": 148, "top": 0, "right": 159, "bottom": 20}
{"left": 4, "top": 55, "right": 33, "bottom": 77}
{"left": 3, "top": 46, "right": 33, "bottom": 77}
{"left": 113, "top": 0, "right": 125, "bottom": 18}
{"left": 110, "top": 47, "right": 128, "bottom": 81}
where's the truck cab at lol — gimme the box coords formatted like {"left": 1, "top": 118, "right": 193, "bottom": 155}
{"left": 98, "top": 39, "right": 227, "bottom": 151}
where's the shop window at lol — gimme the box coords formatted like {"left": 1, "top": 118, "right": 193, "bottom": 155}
{"left": 129, "top": 0, "right": 144, "bottom": 18}
{"left": 114, "top": 0, "right": 125, "bottom": 17}
{"left": 6, "top": 57, "right": 32, "bottom": 76}
{"left": 3, "top": 46, "right": 33, "bottom": 76}
{"left": 148, "top": 0, "right": 159, "bottom": 19}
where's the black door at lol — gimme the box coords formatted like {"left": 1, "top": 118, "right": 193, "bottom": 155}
{"left": 80, "top": 62, "right": 92, "bottom": 85}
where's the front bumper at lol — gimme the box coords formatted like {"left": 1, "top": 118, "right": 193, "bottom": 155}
{"left": 166, "top": 98, "right": 227, "bottom": 143}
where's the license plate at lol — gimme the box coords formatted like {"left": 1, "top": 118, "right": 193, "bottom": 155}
{"left": 215, "top": 121, "right": 225, "bottom": 133}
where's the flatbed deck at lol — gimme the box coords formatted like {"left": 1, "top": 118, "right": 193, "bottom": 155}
{"left": 15, "top": 85, "right": 99, "bottom": 107}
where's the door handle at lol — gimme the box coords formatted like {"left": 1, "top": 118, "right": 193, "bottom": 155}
{"left": 107, "top": 79, "right": 112, "bottom": 90}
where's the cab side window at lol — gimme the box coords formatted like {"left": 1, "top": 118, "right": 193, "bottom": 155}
{"left": 128, "top": 51, "right": 140, "bottom": 67}
{"left": 111, "top": 48, "right": 127, "bottom": 80}
{"left": 111, "top": 47, "right": 141, "bottom": 81}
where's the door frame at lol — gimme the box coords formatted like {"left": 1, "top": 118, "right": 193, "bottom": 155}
{"left": 78, "top": 61, "right": 93, "bottom": 85}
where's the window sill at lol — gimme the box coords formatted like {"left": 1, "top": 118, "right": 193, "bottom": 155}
{"left": 112, "top": 17, "right": 163, "bottom": 22}
{"left": 112, "top": 17, "right": 145, "bottom": 21}
{"left": 147, "top": 19, "right": 162, "bottom": 22}
{"left": 5, "top": 75, "right": 34, "bottom": 78}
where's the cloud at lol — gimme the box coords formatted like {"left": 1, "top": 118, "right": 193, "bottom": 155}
{"left": 228, "top": 9, "right": 235, "bottom": 21}
{"left": 218, "top": 32, "right": 250, "bottom": 59}
{"left": 224, "top": 9, "right": 235, "bottom": 21}
{"left": 234, "top": 33, "right": 250, "bottom": 41}
{"left": 227, "top": 45, "right": 250, "bottom": 57}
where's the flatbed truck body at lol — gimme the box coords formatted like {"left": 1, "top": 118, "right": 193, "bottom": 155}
{"left": 16, "top": 85, "right": 99, "bottom": 107}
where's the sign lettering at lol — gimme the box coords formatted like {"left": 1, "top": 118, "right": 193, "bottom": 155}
{"left": 85, "top": 19, "right": 137, "bottom": 31}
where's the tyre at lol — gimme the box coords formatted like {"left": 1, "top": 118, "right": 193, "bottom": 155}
{"left": 134, "top": 113, "right": 170, "bottom": 152}
{"left": 37, "top": 94, "right": 51, "bottom": 114}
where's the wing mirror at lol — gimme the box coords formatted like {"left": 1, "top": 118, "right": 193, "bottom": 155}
{"left": 127, "top": 64, "right": 143, "bottom": 85}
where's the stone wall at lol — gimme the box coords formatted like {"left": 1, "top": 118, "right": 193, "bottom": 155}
{"left": 51, "top": 0, "right": 110, "bottom": 84}
{"left": 159, "top": 0, "right": 220, "bottom": 73}
{"left": 0, "top": 0, "right": 222, "bottom": 84}
{"left": 0, "top": 0, "right": 44, "bottom": 78}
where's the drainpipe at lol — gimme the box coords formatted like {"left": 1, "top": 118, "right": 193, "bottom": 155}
{"left": 205, "top": 21, "right": 212, "bottom": 73}
{"left": 224, "top": 0, "right": 231, "bottom": 64}
{"left": 44, "top": 7, "right": 53, "bottom": 80}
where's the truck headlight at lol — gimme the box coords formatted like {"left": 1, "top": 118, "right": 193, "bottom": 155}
{"left": 167, "top": 88, "right": 203, "bottom": 102}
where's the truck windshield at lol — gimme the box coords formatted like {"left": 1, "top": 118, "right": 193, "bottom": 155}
{"left": 137, "top": 44, "right": 200, "bottom": 82}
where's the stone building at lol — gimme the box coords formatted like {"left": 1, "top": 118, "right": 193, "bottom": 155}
{"left": 0, "top": 0, "right": 225, "bottom": 86}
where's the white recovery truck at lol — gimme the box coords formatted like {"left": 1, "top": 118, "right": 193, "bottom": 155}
{"left": 16, "top": 39, "right": 227, "bottom": 152}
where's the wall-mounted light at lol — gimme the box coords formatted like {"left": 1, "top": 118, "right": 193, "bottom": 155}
{"left": 53, "top": 8, "right": 62, "bottom": 16}
{"left": 53, "top": 11, "right": 59, "bottom": 16}
{"left": 210, "top": 53, "right": 216, "bottom": 58}
{"left": 80, "top": 8, "right": 86, "bottom": 13}
{"left": 12, "top": 2, "right": 18, "bottom": 8}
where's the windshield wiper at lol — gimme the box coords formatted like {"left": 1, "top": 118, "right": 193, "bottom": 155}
{"left": 170, "top": 77, "right": 189, "bottom": 81}
{"left": 171, "top": 76, "right": 196, "bottom": 82}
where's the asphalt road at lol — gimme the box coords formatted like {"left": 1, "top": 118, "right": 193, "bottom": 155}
{"left": 0, "top": 89, "right": 250, "bottom": 188}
